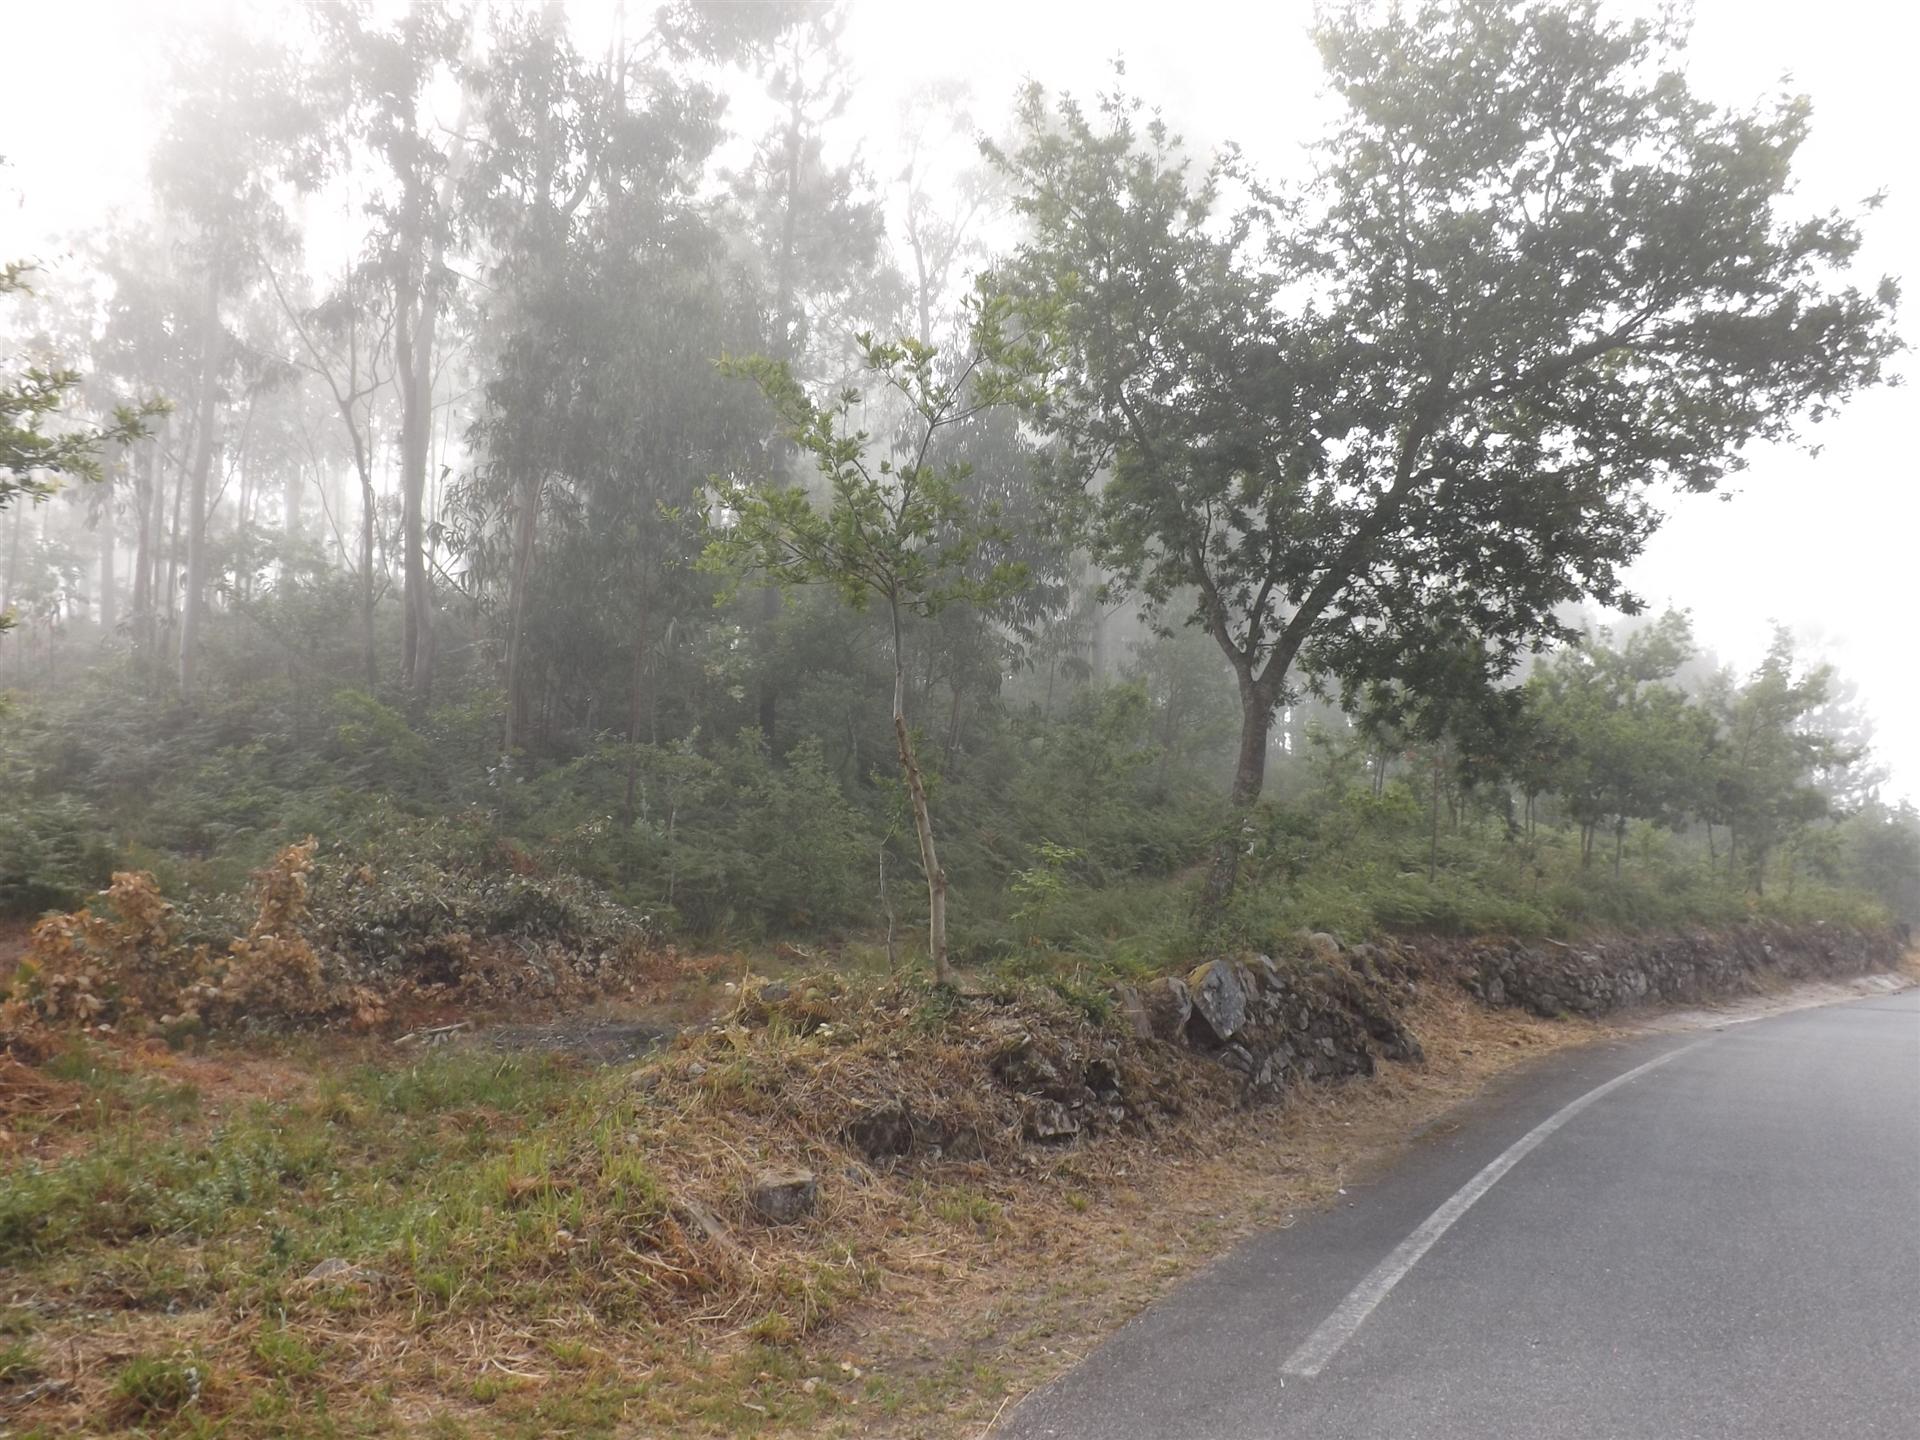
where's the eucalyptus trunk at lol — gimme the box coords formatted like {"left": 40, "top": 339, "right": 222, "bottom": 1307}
{"left": 178, "top": 277, "right": 220, "bottom": 692}
{"left": 96, "top": 485, "right": 116, "bottom": 636}
{"left": 396, "top": 287, "right": 435, "bottom": 701}
{"left": 501, "top": 468, "right": 542, "bottom": 755}
{"left": 621, "top": 602, "right": 652, "bottom": 826}
{"left": 130, "top": 439, "right": 156, "bottom": 650}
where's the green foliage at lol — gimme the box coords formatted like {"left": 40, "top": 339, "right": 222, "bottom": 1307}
{"left": 348, "top": 1051, "right": 573, "bottom": 1119}
{"left": 0, "top": 0, "right": 1907, "bottom": 997}
{"left": 1, "top": 263, "right": 168, "bottom": 521}
{"left": 706, "top": 321, "right": 1030, "bottom": 621}
{"left": 0, "top": 1337, "right": 40, "bottom": 1386}
{"left": 110, "top": 1354, "right": 209, "bottom": 1422}
{"left": 1839, "top": 802, "right": 1920, "bottom": 924}
{"left": 1521, "top": 612, "right": 1720, "bottom": 870}
{"left": 986, "top": 0, "right": 1899, "bottom": 888}
{"left": 0, "top": 794, "right": 117, "bottom": 917}
{"left": 533, "top": 731, "right": 874, "bottom": 937}
{"left": 1009, "top": 842, "right": 1084, "bottom": 939}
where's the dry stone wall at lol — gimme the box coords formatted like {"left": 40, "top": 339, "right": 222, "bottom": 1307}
{"left": 821, "top": 923, "right": 1902, "bottom": 1169}
{"left": 1447, "top": 923, "right": 1903, "bottom": 1018}
{"left": 1114, "top": 922, "right": 1903, "bottom": 1106}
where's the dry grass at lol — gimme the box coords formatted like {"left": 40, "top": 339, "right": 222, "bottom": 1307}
{"left": 0, "top": 963, "right": 1605, "bottom": 1439}
{"left": 824, "top": 985, "right": 1604, "bottom": 1437}
{"left": 16, "top": 939, "right": 1897, "bottom": 1438}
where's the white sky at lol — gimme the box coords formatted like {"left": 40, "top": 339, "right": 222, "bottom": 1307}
{"left": 3, "top": 0, "right": 1915, "bottom": 798}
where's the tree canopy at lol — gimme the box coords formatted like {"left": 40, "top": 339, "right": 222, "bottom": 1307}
{"left": 988, "top": 0, "right": 1899, "bottom": 912}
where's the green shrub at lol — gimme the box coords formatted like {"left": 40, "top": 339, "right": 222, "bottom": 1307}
{"left": 0, "top": 794, "right": 115, "bottom": 917}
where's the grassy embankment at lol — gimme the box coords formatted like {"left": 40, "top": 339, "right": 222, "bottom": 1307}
{"left": 0, "top": 956, "right": 1621, "bottom": 1440}
{"left": 0, "top": 814, "right": 1901, "bottom": 1438}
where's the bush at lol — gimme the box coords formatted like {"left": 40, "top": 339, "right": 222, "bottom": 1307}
{"left": 540, "top": 732, "right": 876, "bottom": 937}
{"left": 0, "top": 795, "right": 116, "bottom": 918}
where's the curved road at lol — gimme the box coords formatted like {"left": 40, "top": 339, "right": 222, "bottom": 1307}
{"left": 1002, "top": 987, "right": 1920, "bottom": 1440}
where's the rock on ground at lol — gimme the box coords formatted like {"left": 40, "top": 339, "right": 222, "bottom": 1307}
{"left": 748, "top": 1169, "right": 820, "bottom": 1225}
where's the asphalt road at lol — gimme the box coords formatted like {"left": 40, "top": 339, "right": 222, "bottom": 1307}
{"left": 1001, "top": 988, "right": 1920, "bottom": 1440}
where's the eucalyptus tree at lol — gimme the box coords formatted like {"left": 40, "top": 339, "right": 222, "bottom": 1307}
{"left": 729, "top": 3, "right": 883, "bottom": 372}
{"left": 148, "top": 14, "right": 310, "bottom": 690}
{"left": 707, "top": 319, "right": 1029, "bottom": 985}
{"left": 260, "top": 256, "right": 395, "bottom": 688}
{"left": 474, "top": 144, "right": 769, "bottom": 801}
{"left": 889, "top": 81, "right": 1007, "bottom": 351}
{"left": 726, "top": 2, "right": 887, "bottom": 743}
{"left": 88, "top": 228, "right": 205, "bottom": 658}
{"left": 301, "top": 0, "right": 479, "bottom": 703}
{"left": 457, "top": 1, "right": 786, "bottom": 763}
{"left": 990, "top": 0, "right": 1900, "bottom": 917}
{"left": 2, "top": 269, "right": 160, "bottom": 651}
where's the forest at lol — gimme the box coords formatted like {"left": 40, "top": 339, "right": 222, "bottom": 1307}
{"left": 2, "top": 0, "right": 1915, "bottom": 1003}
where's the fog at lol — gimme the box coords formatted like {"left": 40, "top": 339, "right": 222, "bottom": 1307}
{"left": 6, "top": 9, "right": 1918, "bottom": 1430}
{"left": 2, "top": 0, "right": 1914, "bottom": 954}
{"left": 6, "top": 0, "right": 1913, "bottom": 798}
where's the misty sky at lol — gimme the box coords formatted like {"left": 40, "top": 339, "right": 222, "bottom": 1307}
{"left": 3, "top": 0, "right": 1914, "bottom": 798}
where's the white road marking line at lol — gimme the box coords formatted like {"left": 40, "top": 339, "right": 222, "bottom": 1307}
{"left": 1279, "top": 1039, "right": 1707, "bottom": 1379}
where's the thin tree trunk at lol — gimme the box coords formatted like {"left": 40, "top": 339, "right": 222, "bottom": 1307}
{"left": 350, "top": 453, "right": 376, "bottom": 689}
{"left": 3, "top": 500, "right": 22, "bottom": 614}
{"left": 131, "top": 439, "right": 155, "bottom": 649}
{"left": 892, "top": 599, "right": 951, "bottom": 986}
{"left": 1428, "top": 749, "right": 1443, "bottom": 882}
{"left": 397, "top": 291, "right": 434, "bottom": 700}
{"left": 880, "top": 842, "right": 899, "bottom": 972}
{"left": 622, "top": 602, "right": 651, "bottom": 825}
{"left": 166, "top": 445, "right": 184, "bottom": 627}
{"left": 283, "top": 452, "right": 302, "bottom": 550}
{"left": 179, "top": 278, "right": 220, "bottom": 692}
{"left": 501, "top": 467, "right": 542, "bottom": 754}
{"left": 943, "top": 684, "right": 963, "bottom": 770}
{"left": 1156, "top": 688, "right": 1180, "bottom": 790}
{"left": 753, "top": 92, "right": 808, "bottom": 747}
{"left": 97, "top": 484, "right": 117, "bottom": 636}
{"left": 236, "top": 455, "right": 252, "bottom": 601}
{"left": 395, "top": 82, "right": 472, "bottom": 704}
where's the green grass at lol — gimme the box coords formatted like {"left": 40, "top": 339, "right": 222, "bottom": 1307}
{"left": 110, "top": 1353, "right": 210, "bottom": 1422}
{"left": 0, "top": 1036, "right": 898, "bottom": 1437}
{"left": 963, "top": 802, "right": 1892, "bottom": 998}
